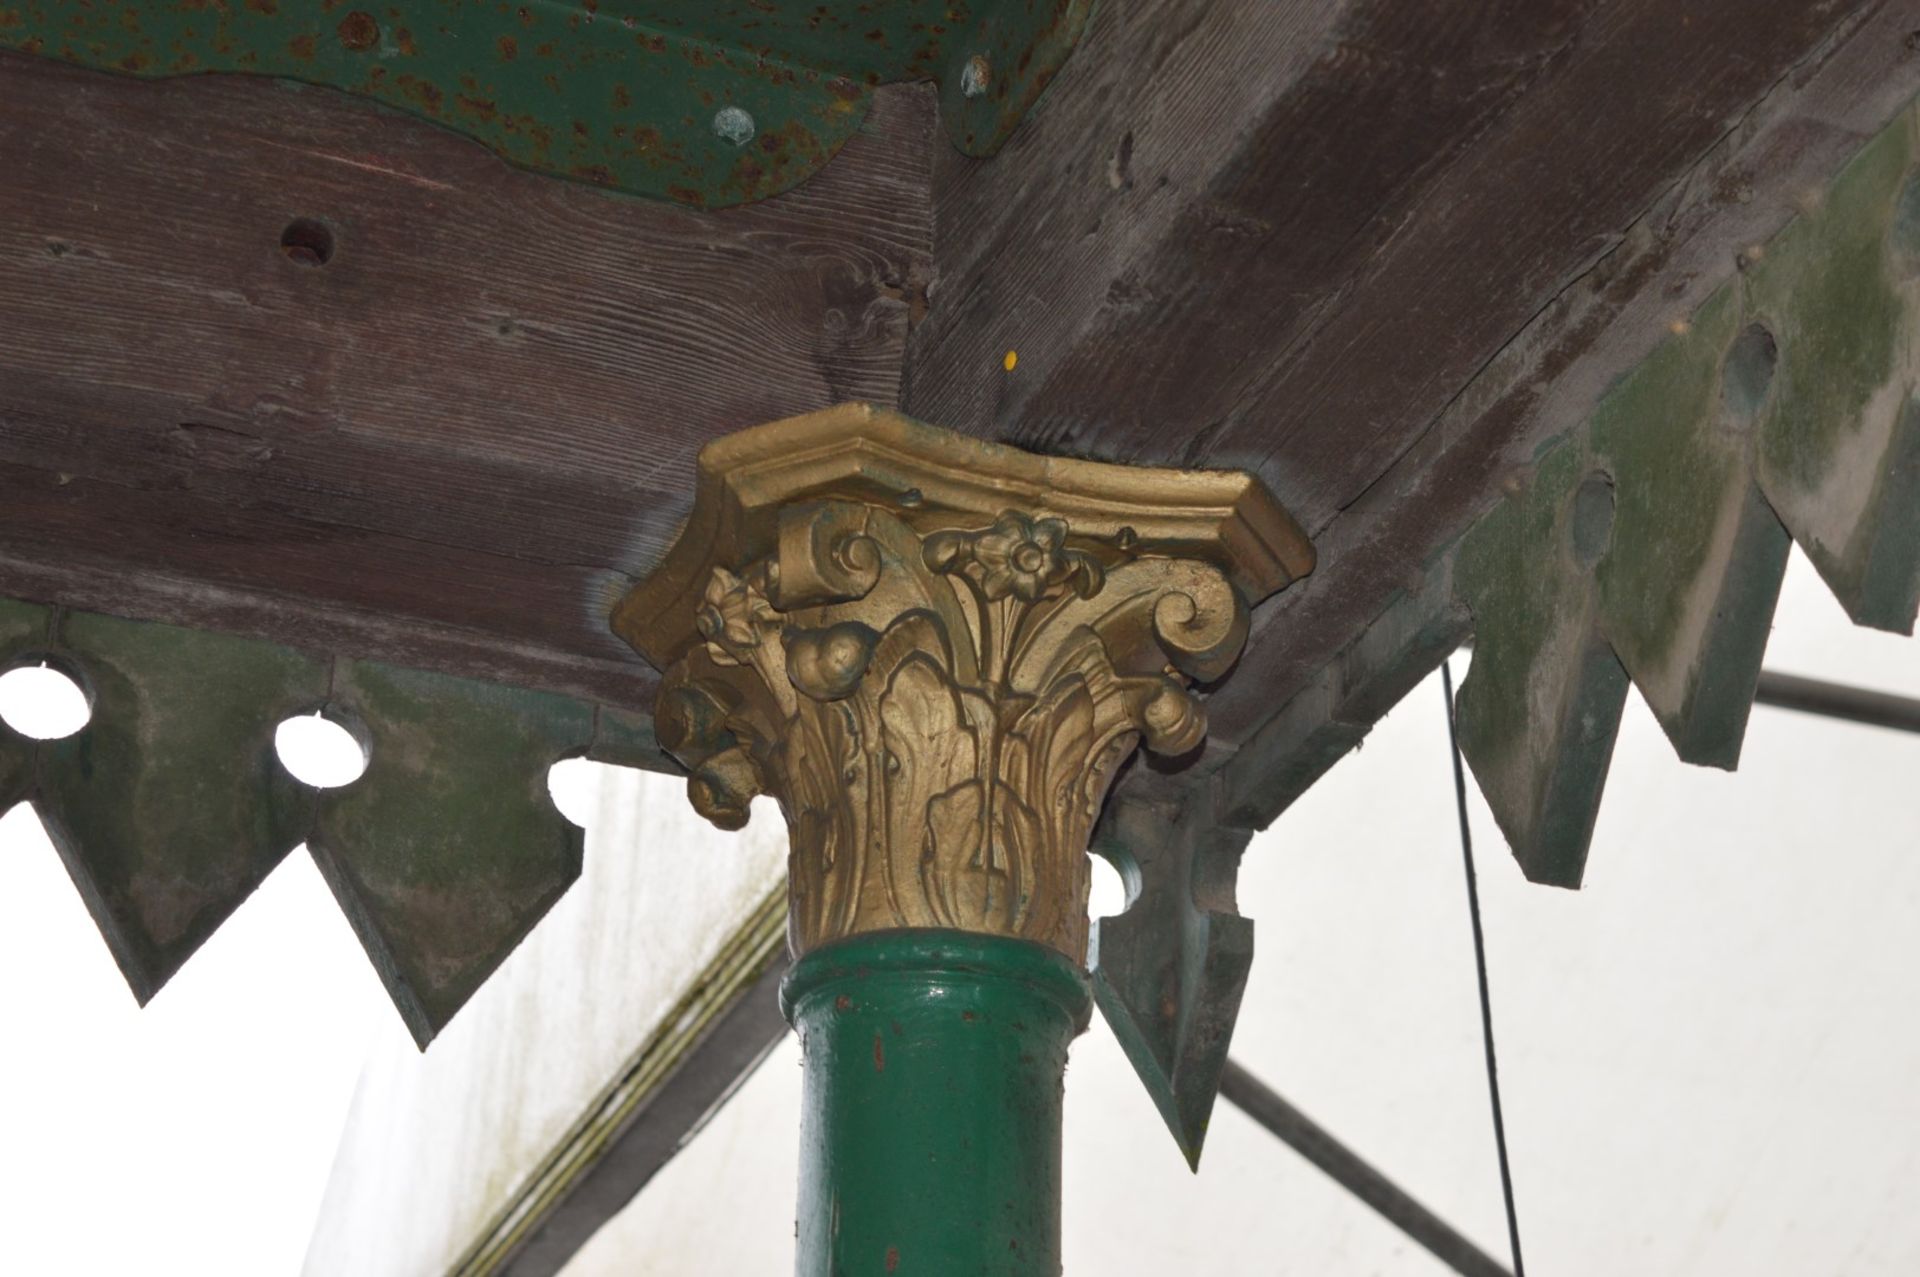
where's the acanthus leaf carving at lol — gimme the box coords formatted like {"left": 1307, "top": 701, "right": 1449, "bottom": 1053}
{"left": 652, "top": 499, "right": 1253, "bottom": 962}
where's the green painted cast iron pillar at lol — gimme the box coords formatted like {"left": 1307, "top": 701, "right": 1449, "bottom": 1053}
{"left": 782, "top": 931, "right": 1092, "bottom": 1276}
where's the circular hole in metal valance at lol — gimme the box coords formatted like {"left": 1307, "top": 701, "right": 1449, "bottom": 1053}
{"left": 274, "top": 711, "right": 369, "bottom": 789}
{"left": 0, "top": 661, "right": 92, "bottom": 740}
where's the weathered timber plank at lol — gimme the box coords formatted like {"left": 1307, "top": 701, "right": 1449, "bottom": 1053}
{"left": 902, "top": 0, "right": 1354, "bottom": 432}
{"left": 1206, "top": 3, "right": 1920, "bottom": 746}
{"left": 904, "top": 0, "right": 1919, "bottom": 751}
{"left": 1214, "top": 560, "right": 1470, "bottom": 830}
{"left": 911, "top": 0, "right": 1595, "bottom": 472}
{"left": 0, "top": 52, "right": 936, "bottom": 714}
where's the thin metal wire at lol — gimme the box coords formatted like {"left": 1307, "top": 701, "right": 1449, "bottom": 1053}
{"left": 1440, "top": 660, "right": 1526, "bottom": 1277}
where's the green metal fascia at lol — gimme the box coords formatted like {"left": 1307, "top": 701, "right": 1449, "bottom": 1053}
{"left": 0, "top": 0, "right": 1093, "bottom": 207}
{"left": 0, "top": 595, "right": 668, "bottom": 1043}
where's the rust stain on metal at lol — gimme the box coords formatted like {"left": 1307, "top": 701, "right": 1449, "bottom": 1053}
{"left": 0, "top": 0, "right": 1094, "bottom": 206}
{"left": 335, "top": 10, "right": 375, "bottom": 51}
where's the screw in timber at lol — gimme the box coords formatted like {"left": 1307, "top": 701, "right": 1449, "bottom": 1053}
{"left": 712, "top": 106, "right": 756, "bottom": 147}
{"left": 960, "top": 54, "right": 991, "bottom": 98}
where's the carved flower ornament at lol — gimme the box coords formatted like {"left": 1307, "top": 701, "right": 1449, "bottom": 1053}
{"left": 926, "top": 511, "right": 1102, "bottom": 603}
{"left": 695, "top": 565, "right": 778, "bottom": 665}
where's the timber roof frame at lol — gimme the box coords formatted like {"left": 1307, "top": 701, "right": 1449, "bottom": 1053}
{"left": 5, "top": 3, "right": 1920, "bottom": 1266}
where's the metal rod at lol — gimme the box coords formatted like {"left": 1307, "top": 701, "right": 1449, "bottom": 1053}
{"left": 1441, "top": 661, "right": 1527, "bottom": 1276}
{"left": 1753, "top": 670, "right": 1920, "bottom": 735}
{"left": 1453, "top": 643, "right": 1920, "bottom": 739}
{"left": 1218, "top": 1059, "right": 1515, "bottom": 1277}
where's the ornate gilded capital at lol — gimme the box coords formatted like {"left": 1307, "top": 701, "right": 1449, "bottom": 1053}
{"left": 614, "top": 405, "right": 1311, "bottom": 962}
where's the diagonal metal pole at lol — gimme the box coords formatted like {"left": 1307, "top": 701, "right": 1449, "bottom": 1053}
{"left": 1752, "top": 670, "right": 1920, "bottom": 734}
{"left": 1218, "top": 1059, "right": 1514, "bottom": 1277}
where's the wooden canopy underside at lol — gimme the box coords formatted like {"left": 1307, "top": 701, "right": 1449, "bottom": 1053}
{"left": 5, "top": 4, "right": 1920, "bottom": 1270}
{"left": 2, "top": 2, "right": 1911, "bottom": 749}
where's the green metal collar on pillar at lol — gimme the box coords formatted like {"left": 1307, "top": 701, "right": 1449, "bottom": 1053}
{"left": 783, "top": 929, "right": 1092, "bottom": 1277}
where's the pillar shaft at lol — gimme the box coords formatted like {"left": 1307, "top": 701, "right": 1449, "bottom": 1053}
{"left": 783, "top": 931, "right": 1091, "bottom": 1277}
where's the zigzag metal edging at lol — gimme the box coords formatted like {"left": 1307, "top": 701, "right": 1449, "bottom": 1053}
{"left": 0, "top": 600, "right": 665, "bottom": 1043}
{"left": 1453, "top": 99, "right": 1920, "bottom": 884}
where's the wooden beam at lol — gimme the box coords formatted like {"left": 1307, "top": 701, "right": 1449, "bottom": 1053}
{"left": 0, "top": 53, "right": 936, "bottom": 717}
{"left": 904, "top": 0, "right": 1920, "bottom": 747}
{"left": 3, "top": 0, "right": 1917, "bottom": 804}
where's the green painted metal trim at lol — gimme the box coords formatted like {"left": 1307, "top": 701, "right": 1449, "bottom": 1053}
{"left": 1746, "top": 106, "right": 1920, "bottom": 633}
{"left": 310, "top": 659, "right": 596, "bottom": 1047}
{"left": 38, "top": 610, "right": 331, "bottom": 1002}
{"left": 1446, "top": 95, "right": 1920, "bottom": 886}
{"left": 1, "top": 0, "right": 1093, "bottom": 207}
{"left": 783, "top": 928, "right": 1091, "bottom": 1277}
{"left": 1454, "top": 441, "right": 1628, "bottom": 888}
{"left": 0, "top": 593, "right": 690, "bottom": 1044}
{"left": 1090, "top": 793, "right": 1253, "bottom": 1170}
{"left": 1591, "top": 284, "right": 1791, "bottom": 768}
{"left": 0, "top": 597, "right": 52, "bottom": 809}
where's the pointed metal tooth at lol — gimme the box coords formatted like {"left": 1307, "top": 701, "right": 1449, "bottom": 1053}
{"left": 310, "top": 660, "right": 594, "bottom": 1048}
{"left": 32, "top": 611, "right": 329, "bottom": 1002}
{"left": 1090, "top": 792, "right": 1254, "bottom": 1169}
{"left": 1745, "top": 118, "right": 1920, "bottom": 637}
{"left": 1587, "top": 286, "right": 1791, "bottom": 771}
{"left": 1453, "top": 443, "right": 1627, "bottom": 888}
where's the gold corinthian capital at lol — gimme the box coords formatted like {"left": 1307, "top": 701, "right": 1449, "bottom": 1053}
{"left": 613, "top": 405, "right": 1312, "bottom": 962}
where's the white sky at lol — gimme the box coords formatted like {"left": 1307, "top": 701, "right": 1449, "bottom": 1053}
{"left": 1, "top": 546, "right": 1916, "bottom": 1274}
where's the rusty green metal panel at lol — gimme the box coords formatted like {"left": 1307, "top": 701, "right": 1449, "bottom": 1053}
{"left": 34, "top": 611, "right": 331, "bottom": 1003}
{"left": 1591, "top": 285, "right": 1790, "bottom": 769}
{"left": 1089, "top": 793, "right": 1252, "bottom": 1170}
{"left": 782, "top": 930, "right": 1090, "bottom": 1277}
{"left": 1454, "top": 442, "right": 1628, "bottom": 888}
{"left": 1746, "top": 105, "right": 1920, "bottom": 635}
{"left": 0, "top": 597, "right": 52, "bottom": 808}
{"left": 312, "top": 660, "right": 595, "bottom": 1047}
{"left": 2, "top": 0, "right": 1092, "bottom": 207}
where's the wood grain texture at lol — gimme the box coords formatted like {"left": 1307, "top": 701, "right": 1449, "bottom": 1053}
{"left": 4, "top": 2, "right": 1918, "bottom": 788}
{"left": 0, "top": 53, "right": 936, "bottom": 713}
{"left": 906, "top": 0, "right": 1920, "bottom": 746}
